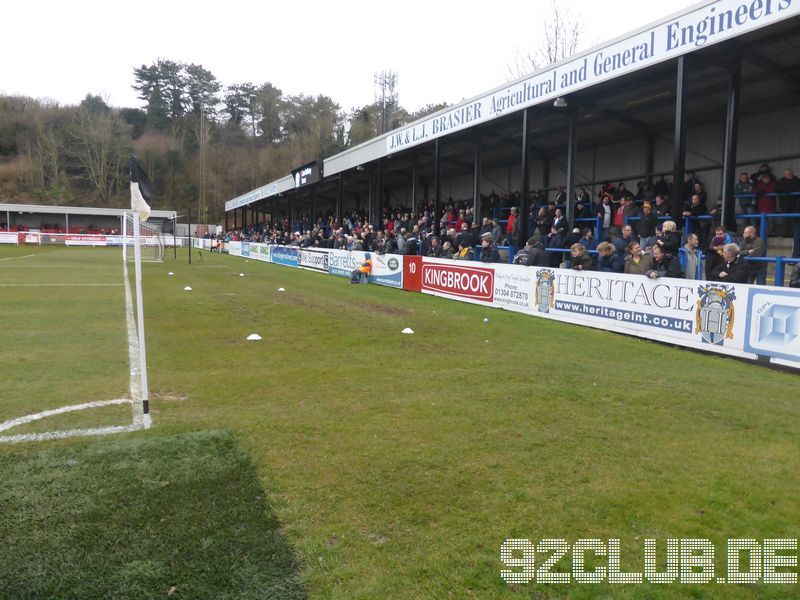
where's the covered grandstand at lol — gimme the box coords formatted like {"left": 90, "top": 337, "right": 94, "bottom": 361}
{"left": 224, "top": 0, "right": 800, "bottom": 247}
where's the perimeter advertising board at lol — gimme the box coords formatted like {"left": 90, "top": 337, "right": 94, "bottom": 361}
{"left": 297, "top": 248, "right": 330, "bottom": 273}
{"left": 270, "top": 246, "right": 299, "bottom": 267}
{"left": 0, "top": 233, "right": 17, "bottom": 244}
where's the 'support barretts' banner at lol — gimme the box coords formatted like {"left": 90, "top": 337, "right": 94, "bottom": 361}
{"left": 297, "top": 248, "right": 330, "bottom": 273}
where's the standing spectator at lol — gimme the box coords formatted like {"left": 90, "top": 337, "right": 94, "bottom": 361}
{"left": 575, "top": 186, "right": 591, "bottom": 206}
{"left": 554, "top": 186, "right": 568, "bottom": 205}
{"left": 775, "top": 168, "right": 800, "bottom": 245}
{"left": 597, "top": 193, "right": 614, "bottom": 240}
{"left": 505, "top": 207, "right": 519, "bottom": 247}
{"left": 654, "top": 194, "right": 670, "bottom": 218}
{"left": 740, "top": 226, "right": 767, "bottom": 285}
{"left": 491, "top": 219, "right": 503, "bottom": 246}
{"left": 683, "top": 193, "right": 710, "bottom": 247}
{"left": 624, "top": 242, "right": 653, "bottom": 275}
{"left": 735, "top": 171, "right": 756, "bottom": 227}
{"left": 596, "top": 241, "right": 624, "bottom": 273}
{"left": 637, "top": 201, "right": 658, "bottom": 250}
{"left": 682, "top": 232, "right": 701, "bottom": 280}
{"left": 754, "top": 173, "right": 777, "bottom": 235}
{"left": 535, "top": 207, "right": 549, "bottom": 242}
{"left": 613, "top": 224, "right": 636, "bottom": 255}
{"left": 551, "top": 208, "right": 569, "bottom": 237}
{"left": 750, "top": 163, "right": 774, "bottom": 186}
{"left": 711, "top": 243, "right": 749, "bottom": 283}
{"left": 646, "top": 244, "right": 683, "bottom": 279}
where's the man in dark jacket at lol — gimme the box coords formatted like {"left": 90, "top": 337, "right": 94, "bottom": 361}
{"left": 790, "top": 262, "right": 800, "bottom": 288}
{"left": 645, "top": 244, "right": 683, "bottom": 279}
{"left": 740, "top": 226, "right": 767, "bottom": 285}
{"left": 711, "top": 243, "right": 749, "bottom": 283}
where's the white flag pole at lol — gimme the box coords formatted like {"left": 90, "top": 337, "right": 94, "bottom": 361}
{"left": 132, "top": 211, "right": 151, "bottom": 427}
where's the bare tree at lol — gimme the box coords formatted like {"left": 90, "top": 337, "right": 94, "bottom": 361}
{"left": 508, "top": 0, "right": 583, "bottom": 79}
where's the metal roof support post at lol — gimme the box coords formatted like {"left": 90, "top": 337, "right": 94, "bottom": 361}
{"left": 411, "top": 162, "right": 418, "bottom": 216}
{"left": 543, "top": 158, "right": 550, "bottom": 197}
{"left": 565, "top": 108, "right": 578, "bottom": 230}
{"left": 434, "top": 138, "right": 441, "bottom": 231}
{"left": 224, "top": 211, "right": 228, "bottom": 232}
{"left": 272, "top": 197, "right": 277, "bottom": 227}
{"left": 310, "top": 187, "right": 316, "bottom": 228}
{"left": 242, "top": 205, "right": 247, "bottom": 230}
{"left": 473, "top": 143, "right": 482, "bottom": 221}
{"left": 671, "top": 56, "right": 688, "bottom": 223}
{"left": 288, "top": 195, "right": 294, "bottom": 232}
{"left": 645, "top": 135, "right": 656, "bottom": 184}
{"left": 721, "top": 48, "right": 742, "bottom": 233}
{"left": 375, "top": 157, "right": 384, "bottom": 228}
{"left": 520, "top": 108, "right": 531, "bottom": 244}
{"left": 336, "top": 174, "right": 343, "bottom": 227}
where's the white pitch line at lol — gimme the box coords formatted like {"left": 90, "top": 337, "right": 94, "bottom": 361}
{"left": 0, "top": 254, "right": 151, "bottom": 443}
{"left": 0, "top": 283, "right": 123, "bottom": 287}
{"left": 0, "top": 398, "right": 131, "bottom": 434}
{"left": 0, "top": 254, "right": 36, "bottom": 262}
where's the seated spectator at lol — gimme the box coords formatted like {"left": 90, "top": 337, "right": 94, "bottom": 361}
{"left": 453, "top": 240, "right": 474, "bottom": 261}
{"left": 525, "top": 241, "right": 550, "bottom": 267}
{"left": 710, "top": 243, "right": 749, "bottom": 283}
{"left": 612, "top": 224, "right": 636, "bottom": 255}
{"left": 569, "top": 243, "right": 593, "bottom": 271}
{"left": 564, "top": 227, "right": 582, "bottom": 248}
{"left": 578, "top": 228, "right": 598, "bottom": 251}
{"left": 479, "top": 232, "right": 501, "bottom": 263}
{"left": 596, "top": 241, "right": 624, "bottom": 273}
{"left": 624, "top": 242, "right": 653, "bottom": 275}
{"left": 645, "top": 244, "right": 683, "bottom": 279}
{"left": 426, "top": 236, "right": 443, "bottom": 257}
{"left": 441, "top": 240, "right": 455, "bottom": 259}
{"left": 349, "top": 253, "right": 372, "bottom": 283}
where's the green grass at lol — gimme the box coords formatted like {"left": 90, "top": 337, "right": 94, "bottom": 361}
{"left": 0, "top": 430, "right": 305, "bottom": 598}
{"left": 1, "top": 245, "right": 800, "bottom": 598}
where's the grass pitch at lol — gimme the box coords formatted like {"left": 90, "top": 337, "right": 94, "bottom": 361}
{"left": 1, "top": 245, "right": 799, "bottom": 598}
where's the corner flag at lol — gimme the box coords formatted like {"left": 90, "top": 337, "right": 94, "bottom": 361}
{"left": 130, "top": 156, "right": 152, "bottom": 222}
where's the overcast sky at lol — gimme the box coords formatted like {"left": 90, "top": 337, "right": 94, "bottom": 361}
{"left": 3, "top": 0, "right": 697, "bottom": 114}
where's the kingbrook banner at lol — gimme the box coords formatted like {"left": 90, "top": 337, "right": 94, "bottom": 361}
{"left": 226, "top": 246, "right": 799, "bottom": 369}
